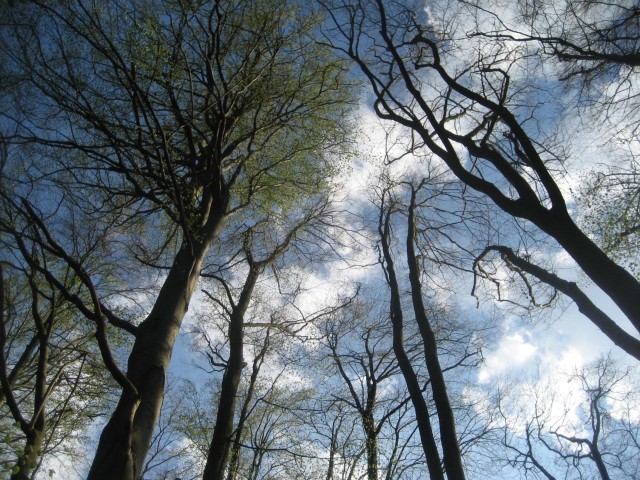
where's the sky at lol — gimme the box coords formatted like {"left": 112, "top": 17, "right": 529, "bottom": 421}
{"left": 253, "top": 0, "right": 640, "bottom": 476}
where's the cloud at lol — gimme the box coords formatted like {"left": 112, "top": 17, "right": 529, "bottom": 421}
{"left": 478, "top": 332, "right": 538, "bottom": 383}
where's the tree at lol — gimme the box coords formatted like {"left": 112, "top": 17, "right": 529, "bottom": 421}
{"left": 375, "top": 176, "right": 486, "bottom": 480}
{"left": 1, "top": 0, "right": 353, "bottom": 477}
{"left": 175, "top": 348, "right": 327, "bottom": 480}
{"left": 323, "top": 304, "right": 412, "bottom": 480}
{"left": 0, "top": 266, "right": 91, "bottom": 480}
{"left": 494, "top": 355, "right": 640, "bottom": 479}
{"left": 320, "top": 0, "right": 640, "bottom": 361}
{"left": 463, "top": 0, "right": 640, "bottom": 279}
{"left": 0, "top": 181, "right": 115, "bottom": 479}
{"left": 308, "top": 400, "right": 364, "bottom": 480}
{"left": 202, "top": 198, "right": 336, "bottom": 480}
{"left": 578, "top": 154, "right": 640, "bottom": 278}
{"left": 377, "top": 186, "right": 445, "bottom": 480}
{"left": 222, "top": 329, "right": 271, "bottom": 480}
{"left": 138, "top": 376, "right": 201, "bottom": 480}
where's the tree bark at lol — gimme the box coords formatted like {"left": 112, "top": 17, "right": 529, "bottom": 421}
{"left": 11, "top": 426, "right": 44, "bottom": 480}
{"left": 538, "top": 210, "right": 640, "bottom": 333}
{"left": 325, "top": 423, "right": 338, "bottom": 480}
{"left": 379, "top": 206, "right": 445, "bottom": 480}
{"left": 591, "top": 445, "right": 610, "bottom": 480}
{"left": 363, "top": 413, "right": 378, "bottom": 480}
{"left": 406, "top": 189, "right": 466, "bottom": 480}
{"left": 202, "top": 267, "right": 260, "bottom": 480}
{"left": 88, "top": 211, "right": 226, "bottom": 480}
{"left": 11, "top": 352, "right": 46, "bottom": 480}
{"left": 226, "top": 331, "right": 269, "bottom": 480}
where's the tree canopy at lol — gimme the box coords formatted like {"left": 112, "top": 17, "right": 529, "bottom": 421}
{"left": 1, "top": 0, "right": 639, "bottom": 479}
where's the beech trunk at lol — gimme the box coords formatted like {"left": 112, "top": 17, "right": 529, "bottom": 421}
{"left": 406, "top": 190, "right": 466, "bottom": 480}
{"left": 88, "top": 213, "right": 226, "bottom": 480}
{"left": 379, "top": 208, "right": 445, "bottom": 480}
{"left": 202, "top": 267, "right": 260, "bottom": 480}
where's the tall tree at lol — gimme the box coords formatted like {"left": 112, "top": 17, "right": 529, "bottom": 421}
{"left": 1, "top": 0, "right": 353, "bottom": 477}
{"left": 202, "top": 199, "right": 335, "bottom": 480}
{"left": 377, "top": 186, "right": 445, "bottom": 480}
{"left": 0, "top": 173, "right": 115, "bottom": 478}
{"left": 323, "top": 306, "right": 410, "bottom": 480}
{"left": 376, "top": 180, "right": 478, "bottom": 478}
{"left": 0, "top": 265, "right": 93, "bottom": 480}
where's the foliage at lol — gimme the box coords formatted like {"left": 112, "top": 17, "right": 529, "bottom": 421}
{"left": 1, "top": 0, "right": 640, "bottom": 479}
{"left": 579, "top": 160, "right": 640, "bottom": 279}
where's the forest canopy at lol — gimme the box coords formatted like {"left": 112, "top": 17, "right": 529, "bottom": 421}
{"left": 0, "top": 0, "right": 639, "bottom": 479}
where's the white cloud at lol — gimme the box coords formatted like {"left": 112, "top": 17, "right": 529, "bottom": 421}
{"left": 478, "top": 331, "right": 538, "bottom": 382}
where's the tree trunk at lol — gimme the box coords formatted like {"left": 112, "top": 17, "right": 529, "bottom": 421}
{"left": 88, "top": 212, "right": 226, "bottom": 480}
{"left": 591, "top": 445, "right": 610, "bottom": 480}
{"left": 325, "top": 431, "right": 337, "bottom": 480}
{"left": 11, "top": 426, "right": 44, "bottom": 480}
{"left": 12, "top": 355, "right": 46, "bottom": 480}
{"left": 12, "top": 293, "right": 49, "bottom": 480}
{"left": 379, "top": 209, "right": 445, "bottom": 480}
{"left": 226, "top": 331, "right": 269, "bottom": 480}
{"left": 406, "top": 190, "right": 466, "bottom": 480}
{"left": 363, "top": 413, "right": 378, "bottom": 480}
{"left": 202, "top": 267, "right": 260, "bottom": 480}
{"left": 539, "top": 210, "right": 640, "bottom": 333}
